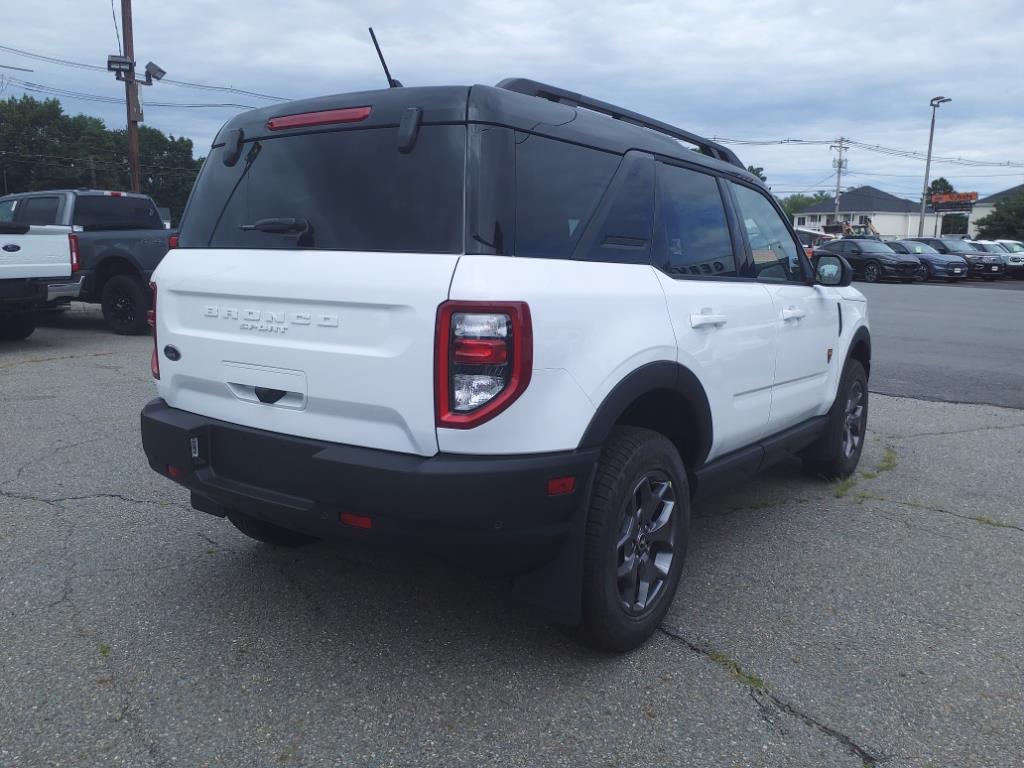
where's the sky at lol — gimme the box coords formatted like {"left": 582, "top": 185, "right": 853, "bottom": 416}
{"left": 2, "top": 0, "right": 1023, "bottom": 200}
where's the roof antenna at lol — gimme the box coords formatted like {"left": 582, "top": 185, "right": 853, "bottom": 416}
{"left": 368, "top": 27, "right": 402, "bottom": 88}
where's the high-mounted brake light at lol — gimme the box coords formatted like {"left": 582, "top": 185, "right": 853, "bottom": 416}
{"left": 266, "top": 106, "right": 372, "bottom": 131}
{"left": 68, "top": 234, "right": 80, "bottom": 273}
{"left": 167, "top": 234, "right": 179, "bottom": 249}
{"left": 435, "top": 301, "right": 532, "bottom": 429}
{"left": 148, "top": 282, "right": 159, "bottom": 380}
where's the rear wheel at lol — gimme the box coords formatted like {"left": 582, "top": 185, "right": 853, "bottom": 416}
{"left": 0, "top": 312, "right": 37, "bottom": 341}
{"left": 921, "top": 263, "right": 933, "bottom": 281}
{"left": 578, "top": 426, "right": 690, "bottom": 652}
{"left": 802, "top": 359, "right": 868, "bottom": 480}
{"left": 101, "top": 274, "right": 150, "bottom": 335}
{"left": 227, "top": 510, "right": 319, "bottom": 547}
{"left": 862, "top": 261, "right": 881, "bottom": 283}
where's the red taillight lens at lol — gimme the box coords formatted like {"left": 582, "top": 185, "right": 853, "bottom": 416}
{"left": 340, "top": 512, "right": 373, "bottom": 529}
{"left": 435, "top": 301, "right": 532, "bottom": 429}
{"left": 148, "top": 282, "right": 159, "bottom": 380}
{"left": 168, "top": 234, "right": 179, "bottom": 249}
{"left": 267, "top": 106, "right": 371, "bottom": 131}
{"left": 68, "top": 234, "right": 80, "bottom": 273}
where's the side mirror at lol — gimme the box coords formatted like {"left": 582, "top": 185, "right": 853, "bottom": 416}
{"left": 816, "top": 254, "right": 852, "bottom": 287}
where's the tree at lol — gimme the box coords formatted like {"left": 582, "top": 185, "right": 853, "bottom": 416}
{"left": 781, "top": 191, "right": 831, "bottom": 218}
{"left": 974, "top": 192, "right": 1024, "bottom": 240}
{"left": 0, "top": 94, "right": 202, "bottom": 223}
{"left": 928, "top": 177, "right": 954, "bottom": 196}
{"left": 746, "top": 165, "right": 767, "bottom": 182}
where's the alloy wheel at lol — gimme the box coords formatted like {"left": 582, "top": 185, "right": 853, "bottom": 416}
{"left": 616, "top": 471, "right": 677, "bottom": 614}
{"left": 842, "top": 381, "right": 866, "bottom": 459}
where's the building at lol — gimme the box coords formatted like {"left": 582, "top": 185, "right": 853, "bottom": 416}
{"left": 968, "top": 183, "right": 1024, "bottom": 236}
{"left": 792, "top": 185, "right": 941, "bottom": 238}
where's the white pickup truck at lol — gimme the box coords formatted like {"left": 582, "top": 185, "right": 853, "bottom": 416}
{"left": 0, "top": 197, "right": 82, "bottom": 340}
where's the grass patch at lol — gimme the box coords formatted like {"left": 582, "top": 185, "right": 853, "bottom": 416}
{"left": 876, "top": 447, "right": 897, "bottom": 473}
{"left": 98, "top": 643, "right": 111, "bottom": 658}
{"left": 860, "top": 471, "right": 878, "bottom": 480}
{"left": 834, "top": 478, "right": 857, "bottom": 498}
{"left": 706, "top": 650, "right": 765, "bottom": 690}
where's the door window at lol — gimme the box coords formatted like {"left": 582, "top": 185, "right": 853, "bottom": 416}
{"left": 730, "top": 183, "right": 805, "bottom": 282}
{"left": 656, "top": 163, "right": 736, "bottom": 277}
{"left": 14, "top": 196, "right": 60, "bottom": 226}
{"left": 0, "top": 200, "right": 15, "bottom": 222}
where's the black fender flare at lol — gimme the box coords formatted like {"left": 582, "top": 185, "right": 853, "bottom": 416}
{"left": 847, "top": 325, "right": 872, "bottom": 379}
{"left": 577, "top": 360, "right": 713, "bottom": 468}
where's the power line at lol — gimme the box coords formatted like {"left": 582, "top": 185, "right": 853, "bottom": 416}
{"left": 6, "top": 76, "right": 255, "bottom": 109}
{"left": 0, "top": 43, "right": 287, "bottom": 101}
{"left": 110, "top": 0, "right": 123, "bottom": 56}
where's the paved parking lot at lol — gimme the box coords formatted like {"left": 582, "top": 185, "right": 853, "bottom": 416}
{"left": 1, "top": 290, "right": 1022, "bottom": 767}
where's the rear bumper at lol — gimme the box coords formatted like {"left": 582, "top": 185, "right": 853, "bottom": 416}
{"left": 140, "top": 399, "right": 598, "bottom": 559}
{"left": 0, "top": 278, "right": 47, "bottom": 312}
{"left": 46, "top": 275, "right": 84, "bottom": 302}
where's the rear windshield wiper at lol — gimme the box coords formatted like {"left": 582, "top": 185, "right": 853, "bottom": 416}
{"left": 240, "top": 217, "right": 311, "bottom": 234}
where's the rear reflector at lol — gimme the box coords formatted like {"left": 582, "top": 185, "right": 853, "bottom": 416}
{"left": 166, "top": 465, "right": 185, "bottom": 479}
{"left": 340, "top": 512, "right": 373, "bottom": 529}
{"left": 547, "top": 476, "right": 576, "bottom": 496}
{"left": 267, "top": 106, "right": 371, "bottom": 131}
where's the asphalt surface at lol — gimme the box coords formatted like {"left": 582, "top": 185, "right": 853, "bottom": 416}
{"left": 859, "top": 277, "right": 1024, "bottom": 409}
{"left": 1, "top": 296, "right": 1022, "bottom": 768}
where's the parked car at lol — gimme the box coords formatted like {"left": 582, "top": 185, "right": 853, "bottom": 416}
{"left": 886, "top": 239, "right": 968, "bottom": 281}
{"left": 139, "top": 78, "right": 871, "bottom": 652}
{"left": 814, "top": 237, "right": 923, "bottom": 282}
{"left": 0, "top": 200, "right": 83, "bottom": 340}
{"left": 794, "top": 227, "right": 833, "bottom": 259}
{"left": 995, "top": 239, "right": 1024, "bottom": 278}
{"left": 906, "top": 237, "right": 1004, "bottom": 280}
{"left": 969, "top": 240, "right": 1010, "bottom": 265}
{"left": 0, "top": 189, "right": 176, "bottom": 333}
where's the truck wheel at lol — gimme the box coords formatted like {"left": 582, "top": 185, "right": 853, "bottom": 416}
{"left": 801, "top": 359, "right": 868, "bottom": 480}
{"left": 227, "top": 510, "right": 319, "bottom": 547}
{"left": 0, "top": 313, "right": 37, "bottom": 341}
{"left": 578, "top": 426, "right": 690, "bottom": 652}
{"left": 101, "top": 274, "right": 150, "bottom": 335}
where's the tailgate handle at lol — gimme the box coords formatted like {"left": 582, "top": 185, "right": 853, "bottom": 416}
{"left": 254, "top": 387, "right": 287, "bottom": 405}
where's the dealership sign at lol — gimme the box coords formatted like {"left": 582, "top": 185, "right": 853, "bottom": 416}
{"left": 929, "top": 192, "right": 978, "bottom": 213}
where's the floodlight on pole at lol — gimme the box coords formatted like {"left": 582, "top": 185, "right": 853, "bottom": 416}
{"left": 918, "top": 96, "right": 952, "bottom": 236}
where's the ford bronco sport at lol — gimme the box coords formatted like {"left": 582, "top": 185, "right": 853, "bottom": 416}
{"left": 140, "top": 79, "right": 870, "bottom": 651}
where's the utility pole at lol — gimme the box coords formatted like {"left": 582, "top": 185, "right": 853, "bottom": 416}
{"left": 918, "top": 96, "right": 951, "bottom": 236}
{"left": 121, "top": 0, "right": 142, "bottom": 193}
{"left": 89, "top": 155, "right": 98, "bottom": 188}
{"left": 830, "top": 137, "right": 848, "bottom": 221}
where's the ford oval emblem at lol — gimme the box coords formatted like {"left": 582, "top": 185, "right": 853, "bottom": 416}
{"left": 163, "top": 345, "right": 181, "bottom": 362}
{"left": 2, "top": 244, "right": 20, "bottom": 252}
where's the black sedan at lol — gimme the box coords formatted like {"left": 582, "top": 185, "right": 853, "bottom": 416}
{"left": 905, "top": 237, "right": 1005, "bottom": 280}
{"left": 887, "top": 240, "right": 968, "bottom": 281}
{"left": 814, "top": 238, "right": 924, "bottom": 283}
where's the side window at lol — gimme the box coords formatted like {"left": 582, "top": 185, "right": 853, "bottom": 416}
{"left": 575, "top": 152, "right": 654, "bottom": 265}
{"left": 14, "top": 196, "right": 60, "bottom": 226}
{"left": 514, "top": 134, "right": 619, "bottom": 259}
{"left": 730, "top": 183, "right": 805, "bottom": 282}
{"left": 0, "top": 200, "right": 15, "bottom": 222}
{"left": 656, "top": 163, "right": 736, "bottom": 278}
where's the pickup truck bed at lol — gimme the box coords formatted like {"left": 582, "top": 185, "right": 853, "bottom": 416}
{"left": 0, "top": 220, "right": 78, "bottom": 341}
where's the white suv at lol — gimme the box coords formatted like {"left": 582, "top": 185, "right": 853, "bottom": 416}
{"left": 141, "top": 79, "right": 870, "bottom": 651}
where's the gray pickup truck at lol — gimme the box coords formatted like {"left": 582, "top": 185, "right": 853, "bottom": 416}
{"left": 0, "top": 190, "right": 176, "bottom": 334}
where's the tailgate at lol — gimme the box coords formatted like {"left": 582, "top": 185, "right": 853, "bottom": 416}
{"left": 153, "top": 249, "right": 458, "bottom": 456}
{"left": 0, "top": 225, "right": 71, "bottom": 279}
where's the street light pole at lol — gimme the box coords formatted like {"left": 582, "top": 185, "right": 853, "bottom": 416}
{"left": 918, "top": 96, "right": 951, "bottom": 236}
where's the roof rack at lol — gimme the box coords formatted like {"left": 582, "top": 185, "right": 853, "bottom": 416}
{"left": 495, "top": 78, "right": 744, "bottom": 170}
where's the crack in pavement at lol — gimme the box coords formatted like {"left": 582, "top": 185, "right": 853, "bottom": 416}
{"left": 856, "top": 493, "right": 1024, "bottom": 534}
{"left": 658, "top": 625, "right": 890, "bottom": 766}
{"left": 0, "top": 350, "right": 117, "bottom": 370}
{"left": 874, "top": 422, "right": 1024, "bottom": 440}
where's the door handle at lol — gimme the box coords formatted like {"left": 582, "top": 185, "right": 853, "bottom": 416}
{"left": 690, "top": 311, "right": 728, "bottom": 329}
{"left": 781, "top": 306, "right": 806, "bottom": 322}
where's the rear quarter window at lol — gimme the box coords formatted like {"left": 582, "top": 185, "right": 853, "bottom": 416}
{"left": 179, "top": 125, "right": 465, "bottom": 253}
{"left": 73, "top": 196, "right": 163, "bottom": 230}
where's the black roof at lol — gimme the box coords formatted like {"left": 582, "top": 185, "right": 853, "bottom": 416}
{"left": 977, "top": 183, "right": 1024, "bottom": 204}
{"left": 210, "top": 81, "right": 760, "bottom": 187}
{"left": 795, "top": 185, "right": 919, "bottom": 214}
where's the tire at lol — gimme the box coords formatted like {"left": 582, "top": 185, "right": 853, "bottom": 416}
{"left": 101, "top": 274, "right": 150, "bottom": 335}
{"left": 801, "top": 359, "right": 868, "bottom": 480}
{"left": 862, "top": 261, "right": 881, "bottom": 283}
{"left": 983, "top": 276, "right": 996, "bottom": 282}
{"left": 578, "top": 426, "right": 690, "bottom": 652}
{"left": 0, "top": 312, "right": 37, "bottom": 341}
{"left": 227, "top": 510, "right": 319, "bottom": 547}
{"left": 921, "top": 263, "right": 933, "bottom": 281}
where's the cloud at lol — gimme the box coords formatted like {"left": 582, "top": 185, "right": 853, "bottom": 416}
{"left": 2, "top": 0, "right": 1022, "bottom": 197}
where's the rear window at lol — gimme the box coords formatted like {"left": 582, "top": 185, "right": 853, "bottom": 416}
{"left": 178, "top": 125, "right": 465, "bottom": 253}
{"left": 14, "top": 196, "right": 60, "bottom": 225}
{"left": 73, "top": 195, "right": 163, "bottom": 230}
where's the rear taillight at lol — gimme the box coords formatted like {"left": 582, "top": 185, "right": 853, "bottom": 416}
{"left": 68, "top": 234, "right": 80, "bottom": 273}
{"left": 435, "top": 301, "right": 532, "bottom": 428}
{"left": 168, "top": 234, "right": 179, "bottom": 249}
{"left": 148, "top": 282, "right": 159, "bottom": 380}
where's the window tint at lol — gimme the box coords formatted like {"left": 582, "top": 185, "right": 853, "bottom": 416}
{"left": 656, "top": 163, "right": 735, "bottom": 277}
{"left": 73, "top": 196, "right": 163, "bottom": 230}
{"left": 576, "top": 153, "right": 654, "bottom": 265}
{"left": 730, "top": 183, "right": 804, "bottom": 282}
{"left": 179, "top": 125, "right": 465, "bottom": 253}
{"left": 514, "top": 134, "right": 618, "bottom": 258}
{"left": 0, "top": 200, "right": 14, "bottom": 223}
{"left": 15, "top": 196, "right": 59, "bottom": 226}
